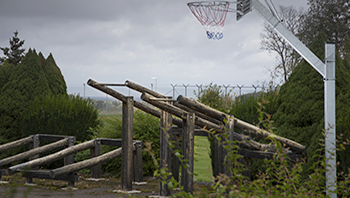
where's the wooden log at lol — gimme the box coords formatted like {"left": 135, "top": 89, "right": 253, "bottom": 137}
{"left": 8, "top": 140, "right": 95, "bottom": 175}
{"left": 26, "top": 134, "right": 40, "bottom": 184}
{"left": 141, "top": 93, "right": 221, "bottom": 131}
{"left": 91, "top": 139, "right": 101, "bottom": 178}
{"left": 181, "top": 112, "right": 195, "bottom": 194}
{"left": 125, "top": 80, "right": 166, "bottom": 98}
{"left": 177, "top": 95, "right": 227, "bottom": 122}
{"left": 121, "top": 96, "right": 134, "bottom": 191}
{"left": 0, "top": 138, "right": 69, "bottom": 167}
{"left": 174, "top": 101, "right": 222, "bottom": 126}
{"left": 171, "top": 133, "right": 180, "bottom": 183}
{"left": 88, "top": 79, "right": 183, "bottom": 127}
{"left": 87, "top": 79, "right": 127, "bottom": 102}
{"left": 0, "top": 136, "right": 33, "bottom": 152}
{"left": 159, "top": 99, "right": 172, "bottom": 196}
{"left": 64, "top": 137, "right": 76, "bottom": 187}
{"left": 134, "top": 100, "right": 183, "bottom": 127}
{"left": 234, "top": 119, "right": 306, "bottom": 153}
{"left": 133, "top": 141, "right": 143, "bottom": 182}
{"left": 51, "top": 147, "right": 122, "bottom": 178}
{"left": 177, "top": 95, "right": 306, "bottom": 153}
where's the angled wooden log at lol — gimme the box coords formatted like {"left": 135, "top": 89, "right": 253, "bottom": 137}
{"left": 51, "top": 147, "right": 122, "bottom": 178}
{"left": 87, "top": 79, "right": 183, "bottom": 127}
{"left": 174, "top": 101, "right": 222, "bottom": 126}
{"left": 177, "top": 95, "right": 306, "bottom": 153}
{"left": 141, "top": 93, "right": 221, "bottom": 131}
{"left": 125, "top": 80, "right": 166, "bottom": 99}
{"left": 0, "top": 138, "right": 69, "bottom": 167}
{"left": 8, "top": 140, "right": 95, "bottom": 175}
{"left": 0, "top": 136, "right": 33, "bottom": 152}
{"left": 177, "top": 95, "right": 227, "bottom": 122}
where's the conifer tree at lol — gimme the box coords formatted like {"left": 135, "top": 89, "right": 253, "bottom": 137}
{"left": 273, "top": 33, "right": 350, "bottom": 177}
{"left": 0, "top": 31, "right": 25, "bottom": 65}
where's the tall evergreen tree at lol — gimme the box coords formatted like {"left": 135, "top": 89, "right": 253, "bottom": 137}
{"left": 0, "top": 49, "right": 51, "bottom": 143}
{"left": 0, "top": 31, "right": 26, "bottom": 65}
{"left": 42, "top": 53, "right": 67, "bottom": 94}
{"left": 273, "top": 33, "right": 350, "bottom": 177}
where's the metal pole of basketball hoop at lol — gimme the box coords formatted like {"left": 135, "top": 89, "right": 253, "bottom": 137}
{"left": 188, "top": 0, "right": 336, "bottom": 197}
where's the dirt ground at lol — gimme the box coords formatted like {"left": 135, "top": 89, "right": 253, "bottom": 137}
{"left": 0, "top": 174, "right": 161, "bottom": 198}
{"left": 0, "top": 174, "right": 213, "bottom": 198}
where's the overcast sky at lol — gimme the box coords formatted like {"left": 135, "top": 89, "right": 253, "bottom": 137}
{"left": 0, "top": 0, "right": 308, "bottom": 99}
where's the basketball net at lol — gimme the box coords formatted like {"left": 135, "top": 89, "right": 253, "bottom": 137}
{"left": 188, "top": 1, "right": 230, "bottom": 40}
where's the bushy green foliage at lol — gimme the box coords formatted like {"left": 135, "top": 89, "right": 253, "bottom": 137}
{"left": 22, "top": 94, "right": 99, "bottom": 141}
{"left": 95, "top": 110, "right": 160, "bottom": 177}
{"left": 273, "top": 33, "right": 350, "bottom": 177}
{"left": 156, "top": 108, "right": 350, "bottom": 197}
{"left": 0, "top": 49, "right": 56, "bottom": 144}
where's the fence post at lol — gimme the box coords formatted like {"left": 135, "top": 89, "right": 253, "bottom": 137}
{"left": 159, "top": 97, "right": 173, "bottom": 196}
{"left": 91, "top": 139, "right": 101, "bottom": 178}
{"left": 181, "top": 112, "right": 195, "bottom": 193}
{"left": 64, "top": 137, "right": 75, "bottom": 187}
{"left": 26, "top": 134, "right": 40, "bottom": 184}
{"left": 133, "top": 141, "right": 143, "bottom": 182}
{"left": 121, "top": 96, "right": 134, "bottom": 191}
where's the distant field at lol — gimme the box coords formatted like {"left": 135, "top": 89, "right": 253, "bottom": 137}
{"left": 194, "top": 136, "right": 213, "bottom": 182}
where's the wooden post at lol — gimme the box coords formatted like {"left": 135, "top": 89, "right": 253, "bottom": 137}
{"left": 159, "top": 98, "right": 173, "bottom": 196}
{"left": 26, "top": 134, "right": 40, "bottom": 184}
{"left": 121, "top": 96, "right": 134, "bottom": 191}
{"left": 181, "top": 112, "right": 195, "bottom": 193}
{"left": 64, "top": 137, "right": 75, "bottom": 187}
{"left": 214, "top": 136, "right": 224, "bottom": 177}
{"left": 171, "top": 131, "right": 180, "bottom": 183}
{"left": 133, "top": 141, "right": 143, "bottom": 182}
{"left": 91, "top": 139, "right": 101, "bottom": 178}
{"left": 224, "top": 115, "right": 235, "bottom": 176}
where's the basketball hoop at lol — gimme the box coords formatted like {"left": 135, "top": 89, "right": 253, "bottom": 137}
{"left": 187, "top": 1, "right": 231, "bottom": 40}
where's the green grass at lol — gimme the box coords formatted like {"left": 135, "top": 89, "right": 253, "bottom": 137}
{"left": 194, "top": 136, "right": 213, "bottom": 182}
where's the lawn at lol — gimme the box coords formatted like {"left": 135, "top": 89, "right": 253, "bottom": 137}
{"left": 194, "top": 136, "right": 213, "bottom": 182}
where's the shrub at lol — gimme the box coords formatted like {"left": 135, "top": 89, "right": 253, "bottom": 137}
{"left": 22, "top": 94, "right": 99, "bottom": 142}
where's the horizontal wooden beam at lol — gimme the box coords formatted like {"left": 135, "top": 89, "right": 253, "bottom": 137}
{"left": 0, "top": 136, "right": 33, "bottom": 152}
